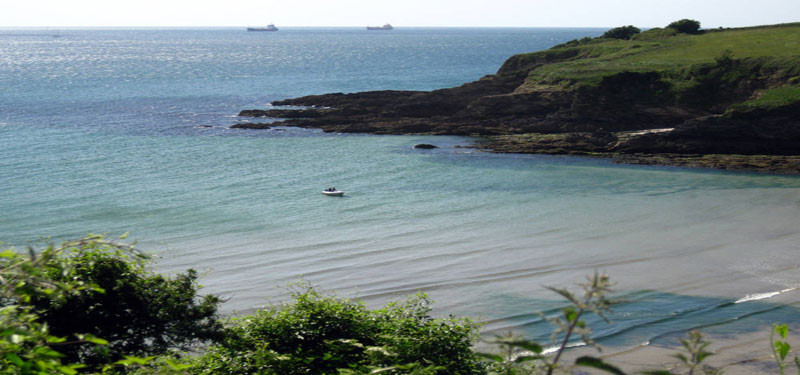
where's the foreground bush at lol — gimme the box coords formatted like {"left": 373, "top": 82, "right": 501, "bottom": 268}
{"left": 1, "top": 235, "right": 224, "bottom": 371}
{"left": 602, "top": 25, "right": 641, "bottom": 40}
{"left": 667, "top": 19, "right": 702, "bottom": 34}
{"left": 5, "top": 235, "right": 799, "bottom": 375}
{"left": 191, "top": 287, "right": 484, "bottom": 375}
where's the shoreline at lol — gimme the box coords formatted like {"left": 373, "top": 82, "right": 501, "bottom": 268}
{"left": 232, "top": 87, "right": 800, "bottom": 175}
{"left": 559, "top": 328, "right": 784, "bottom": 375}
{"left": 474, "top": 134, "right": 800, "bottom": 174}
{"left": 231, "top": 120, "right": 800, "bottom": 175}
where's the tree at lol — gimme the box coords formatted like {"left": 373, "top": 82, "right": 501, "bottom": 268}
{"left": 667, "top": 19, "right": 702, "bottom": 34}
{"left": 602, "top": 25, "right": 641, "bottom": 40}
{"left": 2, "top": 235, "right": 225, "bottom": 369}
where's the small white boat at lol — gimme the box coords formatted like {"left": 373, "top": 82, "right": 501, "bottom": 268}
{"left": 322, "top": 189, "right": 344, "bottom": 196}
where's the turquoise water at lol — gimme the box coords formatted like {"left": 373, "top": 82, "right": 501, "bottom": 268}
{"left": 2, "top": 28, "right": 800, "bottom": 352}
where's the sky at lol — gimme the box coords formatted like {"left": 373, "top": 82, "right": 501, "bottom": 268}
{"left": 2, "top": 0, "right": 799, "bottom": 28}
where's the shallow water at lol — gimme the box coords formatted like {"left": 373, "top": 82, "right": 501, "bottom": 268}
{"left": 2, "top": 27, "right": 799, "bottom": 352}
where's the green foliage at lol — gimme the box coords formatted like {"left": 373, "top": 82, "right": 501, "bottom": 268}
{"left": 631, "top": 27, "right": 679, "bottom": 41}
{"left": 675, "top": 331, "right": 720, "bottom": 375}
{"left": 479, "top": 273, "right": 616, "bottom": 375}
{"left": 730, "top": 85, "right": 800, "bottom": 111}
{"left": 523, "top": 23, "right": 800, "bottom": 92}
{"left": 540, "top": 273, "right": 613, "bottom": 375}
{"left": 1, "top": 238, "right": 107, "bottom": 374}
{"left": 0, "top": 305, "right": 87, "bottom": 375}
{"left": 674, "top": 52, "right": 756, "bottom": 108}
{"left": 191, "top": 287, "right": 484, "bottom": 375}
{"left": 643, "top": 330, "right": 720, "bottom": 375}
{"left": 602, "top": 26, "right": 641, "bottom": 40}
{"left": 479, "top": 333, "right": 545, "bottom": 375}
{"left": 0, "top": 240, "right": 100, "bottom": 305}
{"left": 1, "top": 235, "right": 224, "bottom": 371}
{"left": 667, "top": 19, "right": 702, "bottom": 34}
{"left": 770, "top": 323, "right": 800, "bottom": 375}
{"left": 7, "top": 236, "right": 799, "bottom": 375}
{"left": 551, "top": 37, "right": 596, "bottom": 49}
{"left": 111, "top": 355, "right": 193, "bottom": 375}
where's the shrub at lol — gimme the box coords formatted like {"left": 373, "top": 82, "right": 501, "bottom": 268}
{"left": 602, "top": 25, "right": 641, "bottom": 40}
{"left": 479, "top": 273, "right": 618, "bottom": 375}
{"left": 0, "top": 305, "right": 94, "bottom": 374}
{"left": 552, "top": 36, "right": 595, "bottom": 49}
{"left": 191, "top": 287, "right": 484, "bottom": 375}
{"left": 667, "top": 19, "right": 702, "bottom": 34}
{"left": 631, "top": 27, "right": 679, "bottom": 40}
{"left": 2, "top": 237, "right": 109, "bottom": 373}
{"left": 1, "top": 235, "right": 225, "bottom": 369}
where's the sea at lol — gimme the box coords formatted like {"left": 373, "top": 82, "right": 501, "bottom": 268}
{"left": 2, "top": 27, "right": 800, "bottom": 354}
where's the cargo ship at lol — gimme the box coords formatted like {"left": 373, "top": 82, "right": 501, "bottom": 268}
{"left": 247, "top": 24, "right": 278, "bottom": 32}
{"left": 367, "top": 24, "right": 393, "bottom": 30}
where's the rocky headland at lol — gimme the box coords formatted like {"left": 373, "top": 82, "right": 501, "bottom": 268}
{"left": 234, "top": 22, "right": 800, "bottom": 174}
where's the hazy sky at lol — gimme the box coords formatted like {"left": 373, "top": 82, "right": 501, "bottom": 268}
{"left": 3, "top": 0, "right": 799, "bottom": 28}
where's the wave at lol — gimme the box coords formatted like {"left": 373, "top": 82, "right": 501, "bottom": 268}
{"left": 479, "top": 285, "right": 800, "bottom": 358}
{"left": 542, "top": 341, "right": 588, "bottom": 355}
{"left": 735, "top": 287, "right": 797, "bottom": 304}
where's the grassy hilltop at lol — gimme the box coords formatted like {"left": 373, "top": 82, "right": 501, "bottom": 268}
{"left": 514, "top": 24, "right": 800, "bottom": 88}
{"left": 504, "top": 22, "right": 800, "bottom": 110}
{"left": 238, "top": 21, "right": 800, "bottom": 173}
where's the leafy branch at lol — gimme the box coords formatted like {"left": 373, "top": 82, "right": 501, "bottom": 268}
{"left": 771, "top": 323, "right": 800, "bottom": 375}
{"left": 479, "top": 272, "right": 620, "bottom": 375}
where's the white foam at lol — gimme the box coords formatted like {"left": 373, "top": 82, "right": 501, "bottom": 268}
{"left": 735, "top": 288, "right": 797, "bottom": 304}
{"left": 541, "top": 341, "right": 588, "bottom": 355}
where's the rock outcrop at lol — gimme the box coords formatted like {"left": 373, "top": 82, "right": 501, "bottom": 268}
{"left": 615, "top": 103, "right": 800, "bottom": 155}
{"left": 232, "top": 24, "right": 800, "bottom": 173}
{"left": 413, "top": 144, "right": 438, "bottom": 149}
{"left": 235, "top": 71, "right": 703, "bottom": 136}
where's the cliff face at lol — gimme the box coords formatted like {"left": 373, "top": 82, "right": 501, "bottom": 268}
{"left": 234, "top": 23, "right": 800, "bottom": 173}
{"left": 617, "top": 102, "right": 800, "bottom": 155}
{"left": 237, "top": 69, "right": 704, "bottom": 136}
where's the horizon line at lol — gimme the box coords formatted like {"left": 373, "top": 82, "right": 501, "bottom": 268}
{"left": 3, "top": 21, "right": 792, "bottom": 29}
{"left": 2, "top": 25, "right": 616, "bottom": 29}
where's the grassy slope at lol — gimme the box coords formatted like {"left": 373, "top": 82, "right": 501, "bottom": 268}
{"left": 734, "top": 85, "right": 800, "bottom": 109}
{"left": 515, "top": 23, "right": 800, "bottom": 93}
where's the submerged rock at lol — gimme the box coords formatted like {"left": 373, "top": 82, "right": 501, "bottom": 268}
{"left": 230, "top": 123, "right": 271, "bottom": 129}
{"left": 413, "top": 144, "right": 438, "bottom": 149}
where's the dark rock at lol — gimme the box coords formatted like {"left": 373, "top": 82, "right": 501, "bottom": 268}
{"left": 413, "top": 144, "right": 438, "bottom": 149}
{"left": 615, "top": 102, "right": 800, "bottom": 155}
{"left": 272, "top": 90, "right": 422, "bottom": 108}
{"left": 230, "top": 123, "right": 271, "bottom": 129}
{"left": 231, "top": 47, "right": 800, "bottom": 173}
{"left": 238, "top": 109, "right": 271, "bottom": 117}
{"left": 238, "top": 108, "right": 335, "bottom": 118}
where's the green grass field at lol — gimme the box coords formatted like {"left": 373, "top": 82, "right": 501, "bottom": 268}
{"left": 733, "top": 85, "right": 800, "bottom": 109}
{"left": 516, "top": 23, "right": 800, "bottom": 90}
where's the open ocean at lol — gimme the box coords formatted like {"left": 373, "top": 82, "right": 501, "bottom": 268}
{"left": 2, "top": 27, "right": 800, "bottom": 353}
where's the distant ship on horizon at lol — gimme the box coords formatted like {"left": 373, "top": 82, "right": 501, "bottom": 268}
{"left": 367, "top": 24, "right": 393, "bottom": 31}
{"left": 247, "top": 24, "right": 278, "bottom": 32}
